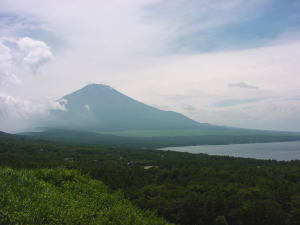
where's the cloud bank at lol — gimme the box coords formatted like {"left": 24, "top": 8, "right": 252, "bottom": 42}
{"left": 0, "top": 36, "right": 53, "bottom": 87}
{"left": 0, "top": 92, "right": 66, "bottom": 132}
{"left": 0, "top": 36, "right": 59, "bottom": 131}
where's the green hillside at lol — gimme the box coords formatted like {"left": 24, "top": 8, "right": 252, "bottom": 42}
{"left": 0, "top": 167, "right": 171, "bottom": 225}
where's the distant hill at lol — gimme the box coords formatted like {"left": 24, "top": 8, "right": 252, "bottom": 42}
{"left": 20, "top": 128, "right": 300, "bottom": 148}
{"left": 0, "top": 131, "right": 23, "bottom": 140}
{"left": 0, "top": 131, "right": 11, "bottom": 137}
{"left": 41, "top": 84, "right": 203, "bottom": 131}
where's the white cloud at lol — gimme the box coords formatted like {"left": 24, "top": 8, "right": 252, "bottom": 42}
{"left": 17, "top": 37, "right": 53, "bottom": 66}
{"left": 0, "top": 41, "right": 12, "bottom": 64}
{"left": 0, "top": 93, "right": 30, "bottom": 118}
{"left": 0, "top": 37, "right": 54, "bottom": 132}
{"left": 50, "top": 99, "right": 67, "bottom": 111}
{"left": 84, "top": 104, "right": 90, "bottom": 112}
{"left": 0, "top": 37, "right": 53, "bottom": 89}
{"left": 0, "top": 92, "right": 66, "bottom": 132}
{"left": 0, "top": 40, "right": 21, "bottom": 86}
{"left": 125, "top": 41, "right": 300, "bottom": 131}
{"left": 183, "top": 98, "right": 300, "bottom": 131}
{"left": 0, "top": 93, "right": 66, "bottom": 117}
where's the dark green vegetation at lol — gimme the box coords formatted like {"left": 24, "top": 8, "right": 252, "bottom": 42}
{"left": 0, "top": 167, "right": 171, "bottom": 225}
{"left": 1, "top": 132, "right": 300, "bottom": 225}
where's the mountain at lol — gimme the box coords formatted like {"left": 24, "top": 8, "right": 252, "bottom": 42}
{"left": 27, "top": 84, "right": 300, "bottom": 147}
{"left": 41, "top": 84, "right": 204, "bottom": 131}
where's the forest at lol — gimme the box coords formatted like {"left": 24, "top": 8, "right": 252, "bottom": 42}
{"left": 0, "top": 132, "right": 300, "bottom": 225}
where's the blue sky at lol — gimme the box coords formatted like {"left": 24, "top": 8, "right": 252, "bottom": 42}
{"left": 214, "top": 98, "right": 263, "bottom": 107}
{"left": 159, "top": 0, "right": 300, "bottom": 52}
{"left": 0, "top": 0, "right": 300, "bottom": 132}
{"left": 1, "top": 0, "right": 300, "bottom": 53}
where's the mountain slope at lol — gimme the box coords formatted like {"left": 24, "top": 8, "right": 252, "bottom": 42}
{"left": 43, "top": 84, "right": 203, "bottom": 131}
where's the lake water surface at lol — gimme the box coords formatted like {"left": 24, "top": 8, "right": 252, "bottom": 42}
{"left": 159, "top": 141, "right": 300, "bottom": 161}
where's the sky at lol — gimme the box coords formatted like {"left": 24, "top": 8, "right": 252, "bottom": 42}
{"left": 0, "top": 0, "right": 300, "bottom": 132}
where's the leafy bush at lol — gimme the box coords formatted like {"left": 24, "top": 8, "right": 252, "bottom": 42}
{"left": 0, "top": 167, "right": 171, "bottom": 225}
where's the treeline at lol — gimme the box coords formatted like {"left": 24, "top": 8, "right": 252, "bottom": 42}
{"left": 0, "top": 133, "right": 300, "bottom": 225}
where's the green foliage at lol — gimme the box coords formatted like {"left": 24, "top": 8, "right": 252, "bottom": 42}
{"left": 0, "top": 133, "right": 300, "bottom": 225}
{"left": 215, "top": 216, "right": 228, "bottom": 225}
{"left": 0, "top": 167, "right": 171, "bottom": 225}
{"left": 290, "top": 194, "right": 300, "bottom": 225}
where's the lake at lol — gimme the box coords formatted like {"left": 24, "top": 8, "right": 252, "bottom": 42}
{"left": 159, "top": 141, "right": 300, "bottom": 161}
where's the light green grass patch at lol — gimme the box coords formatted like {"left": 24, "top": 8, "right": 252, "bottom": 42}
{"left": 99, "top": 129, "right": 296, "bottom": 137}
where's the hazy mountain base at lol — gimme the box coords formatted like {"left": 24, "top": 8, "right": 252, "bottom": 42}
{"left": 1, "top": 132, "right": 300, "bottom": 225}
{"left": 21, "top": 128, "right": 300, "bottom": 148}
{"left": 100, "top": 128, "right": 300, "bottom": 137}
